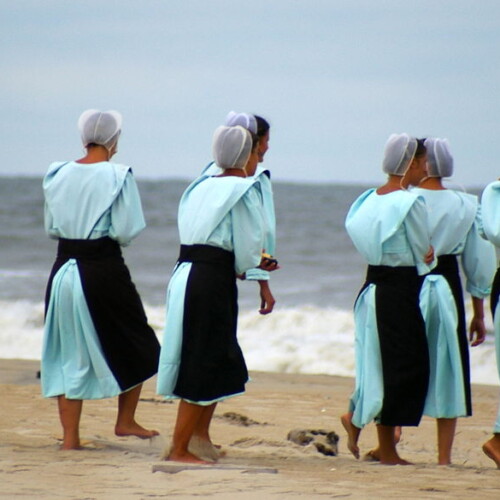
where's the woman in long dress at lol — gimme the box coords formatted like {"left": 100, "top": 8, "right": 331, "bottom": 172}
{"left": 42, "top": 109, "right": 160, "bottom": 449}
{"left": 413, "top": 138, "right": 495, "bottom": 465}
{"left": 157, "top": 125, "right": 276, "bottom": 464}
{"left": 343, "top": 134, "right": 435, "bottom": 464}
{"left": 201, "top": 111, "right": 277, "bottom": 314}
{"left": 480, "top": 179, "right": 500, "bottom": 468}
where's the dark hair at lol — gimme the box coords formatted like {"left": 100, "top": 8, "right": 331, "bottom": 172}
{"left": 415, "top": 138, "right": 427, "bottom": 158}
{"left": 250, "top": 132, "right": 260, "bottom": 151}
{"left": 254, "top": 115, "right": 270, "bottom": 138}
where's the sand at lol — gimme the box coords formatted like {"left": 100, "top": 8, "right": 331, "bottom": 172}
{"left": 1, "top": 359, "right": 499, "bottom": 500}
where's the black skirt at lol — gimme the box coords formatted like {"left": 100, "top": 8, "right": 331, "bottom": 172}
{"left": 429, "top": 254, "right": 471, "bottom": 416}
{"left": 173, "top": 244, "right": 248, "bottom": 402}
{"left": 360, "top": 265, "right": 429, "bottom": 426}
{"left": 45, "top": 237, "right": 160, "bottom": 391}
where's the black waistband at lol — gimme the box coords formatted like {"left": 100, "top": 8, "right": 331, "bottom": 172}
{"left": 366, "top": 265, "right": 421, "bottom": 285}
{"left": 429, "top": 254, "right": 458, "bottom": 276}
{"left": 57, "top": 237, "right": 121, "bottom": 259}
{"left": 178, "top": 244, "right": 234, "bottom": 267}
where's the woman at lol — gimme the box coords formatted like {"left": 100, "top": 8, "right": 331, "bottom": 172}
{"left": 42, "top": 109, "right": 160, "bottom": 450}
{"left": 480, "top": 180, "right": 500, "bottom": 468}
{"left": 414, "top": 138, "right": 495, "bottom": 465}
{"left": 157, "top": 125, "right": 276, "bottom": 464}
{"left": 202, "top": 111, "right": 277, "bottom": 314}
{"left": 342, "top": 134, "right": 434, "bottom": 464}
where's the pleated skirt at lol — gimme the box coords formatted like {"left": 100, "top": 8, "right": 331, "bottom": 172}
{"left": 42, "top": 237, "right": 160, "bottom": 399}
{"left": 157, "top": 244, "right": 248, "bottom": 405}
{"left": 350, "top": 265, "right": 429, "bottom": 427}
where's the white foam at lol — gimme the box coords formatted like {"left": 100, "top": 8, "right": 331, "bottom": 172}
{"left": 0, "top": 300, "right": 498, "bottom": 387}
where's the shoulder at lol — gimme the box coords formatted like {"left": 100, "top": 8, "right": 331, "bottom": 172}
{"left": 483, "top": 181, "right": 500, "bottom": 198}
{"left": 46, "top": 160, "right": 71, "bottom": 176}
{"left": 109, "top": 162, "right": 132, "bottom": 175}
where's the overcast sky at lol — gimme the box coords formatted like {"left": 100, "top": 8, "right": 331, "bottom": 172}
{"left": 1, "top": 0, "right": 500, "bottom": 186}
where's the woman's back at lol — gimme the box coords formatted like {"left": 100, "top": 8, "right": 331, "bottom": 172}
{"left": 43, "top": 161, "right": 144, "bottom": 244}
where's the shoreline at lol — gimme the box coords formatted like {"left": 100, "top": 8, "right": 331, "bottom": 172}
{"left": 1, "top": 358, "right": 499, "bottom": 499}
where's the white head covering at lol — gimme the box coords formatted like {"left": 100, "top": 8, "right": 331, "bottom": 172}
{"left": 382, "top": 133, "right": 418, "bottom": 176}
{"left": 78, "top": 109, "right": 122, "bottom": 150}
{"left": 224, "top": 111, "right": 258, "bottom": 135}
{"left": 424, "top": 138, "right": 453, "bottom": 178}
{"left": 212, "top": 125, "right": 253, "bottom": 170}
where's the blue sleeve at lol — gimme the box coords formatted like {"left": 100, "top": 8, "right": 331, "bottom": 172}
{"left": 461, "top": 213, "right": 496, "bottom": 298}
{"left": 108, "top": 172, "right": 146, "bottom": 246}
{"left": 404, "top": 197, "right": 436, "bottom": 275}
{"left": 231, "top": 186, "right": 264, "bottom": 276}
{"left": 44, "top": 202, "right": 58, "bottom": 239}
{"left": 241, "top": 174, "right": 275, "bottom": 281}
{"left": 481, "top": 182, "right": 500, "bottom": 246}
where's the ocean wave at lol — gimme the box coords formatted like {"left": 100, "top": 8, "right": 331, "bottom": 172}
{"left": 0, "top": 300, "right": 498, "bottom": 386}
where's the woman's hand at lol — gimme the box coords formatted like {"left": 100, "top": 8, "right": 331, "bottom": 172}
{"left": 259, "top": 252, "right": 280, "bottom": 272}
{"left": 424, "top": 246, "right": 434, "bottom": 265}
{"left": 469, "top": 297, "right": 487, "bottom": 346}
{"left": 469, "top": 316, "right": 486, "bottom": 346}
{"left": 258, "top": 280, "right": 276, "bottom": 315}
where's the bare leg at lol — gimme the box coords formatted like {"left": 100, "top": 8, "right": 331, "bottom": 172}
{"left": 436, "top": 418, "right": 456, "bottom": 465}
{"left": 189, "top": 403, "right": 224, "bottom": 460}
{"left": 394, "top": 425, "right": 402, "bottom": 444}
{"left": 115, "top": 384, "right": 159, "bottom": 438}
{"left": 58, "top": 395, "right": 83, "bottom": 450}
{"left": 193, "top": 403, "right": 217, "bottom": 441}
{"left": 483, "top": 434, "right": 500, "bottom": 469}
{"left": 340, "top": 413, "right": 361, "bottom": 459}
{"left": 168, "top": 399, "right": 214, "bottom": 464}
{"left": 376, "top": 425, "right": 411, "bottom": 465}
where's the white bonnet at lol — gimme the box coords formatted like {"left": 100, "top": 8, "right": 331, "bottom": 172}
{"left": 212, "top": 125, "right": 253, "bottom": 170}
{"left": 224, "top": 111, "right": 258, "bottom": 135}
{"left": 424, "top": 138, "right": 453, "bottom": 178}
{"left": 78, "top": 109, "right": 122, "bottom": 149}
{"left": 382, "top": 133, "right": 418, "bottom": 176}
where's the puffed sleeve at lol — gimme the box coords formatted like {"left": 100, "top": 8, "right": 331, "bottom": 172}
{"left": 245, "top": 174, "right": 276, "bottom": 281}
{"left": 461, "top": 212, "right": 496, "bottom": 298}
{"left": 108, "top": 172, "right": 146, "bottom": 246}
{"left": 231, "top": 185, "right": 264, "bottom": 276}
{"left": 404, "top": 196, "right": 436, "bottom": 275}
{"left": 481, "top": 182, "right": 500, "bottom": 246}
{"left": 44, "top": 201, "right": 58, "bottom": 239}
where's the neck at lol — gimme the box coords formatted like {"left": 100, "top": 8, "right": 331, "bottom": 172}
{"left": 418, "top": 177, "right": 445, "bottom": 190}
{"left": 76, "top": 145, "right": 112, "bottom": 164}
{"left": 376, "top": 175, "right": 404, "bottom": 194}
{"left": 219, "top": 168, "right": 247, "bottom": 178}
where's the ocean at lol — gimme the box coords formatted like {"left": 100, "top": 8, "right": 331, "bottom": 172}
{"left": 0, "top": 176, "right": 497, "bottom": 385}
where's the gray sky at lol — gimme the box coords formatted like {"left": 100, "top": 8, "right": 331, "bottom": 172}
{"left": 2, "top": 0, "right": 500, "bottom": 186}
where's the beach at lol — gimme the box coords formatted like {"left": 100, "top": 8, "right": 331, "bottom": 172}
{"left": 1, "top": 359, "right": 499, "bottom": 499}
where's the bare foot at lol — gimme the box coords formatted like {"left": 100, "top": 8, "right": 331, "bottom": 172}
{"left": 189, "top": 436, "right": 226, "bottom": 461}
{"left": 483, "top": 438, "right": 500, "bottom": 469}
{"left": 167, "top": 449, "right": 214, "bottom": 465}
{"left": 381, "top": 458, "right": 412, "bottom": 466}
{"left": 115, "top": 421, "right": 159, "bottom": 439}
{"left": 380, "top": 455, "right": 412, "bottom": 466}
{"left": 363, "top": 448, "right": 380, "bottom": 462}
{"left": 60, "top": 443, "right": 83, "bottom": 451}
{"left": 340, "top": 413, "right": 360, "bottom": 459}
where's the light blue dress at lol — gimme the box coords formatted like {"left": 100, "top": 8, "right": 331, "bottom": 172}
{"left": 480, "top": 181, "right": 500, "bottom": 433}
{"left": 413, "top": 188, "right": 495, "bottom": 419}
{"left": 201, "top": 162, "right": 275, "bottom": 281}
{"left": 156, "top": 175, "right": 265, "bottom": 404}
{"left": 42, "top": 161, "right": 147, "bottom": 399}
{"left": 345, "top": 188, "right": 435, "bottom": 428}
